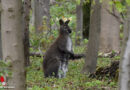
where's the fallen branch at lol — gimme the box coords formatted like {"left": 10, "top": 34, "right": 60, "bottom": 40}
{"left": 89, "top": 60, "right": 119, "bottom": 80}
{"left": 30, "top": 52, "right": 44, "bottom": 57}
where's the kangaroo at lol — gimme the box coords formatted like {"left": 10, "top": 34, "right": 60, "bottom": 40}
{"left": 43, "top": 19, "right": 84, "bottom": 78}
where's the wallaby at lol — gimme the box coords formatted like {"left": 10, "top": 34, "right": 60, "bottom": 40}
{"left": 43, "top": 19, "right": 84, "bottom": 78}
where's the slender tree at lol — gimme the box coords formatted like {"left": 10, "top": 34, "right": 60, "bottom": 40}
{"left": 82, "top": 0, "right": 101, "bottom": 74}
{"left": 34, "top": 0, "right": 50, "bottom": 33}
{"left": 0, "top": 0, "right": 2, "bottom": 60}
{"left": 75, "top": 0, "right": 83, "bottom": 46}
{"left": 1, "top": 0, "right": 26, "bottom": 89}
{"left": 31, "top": 0, "right": 35, "bottom": 26}
{"left": 82, "top": 1, "right": 91, "bottom": 39}
{"left": 119, "top": 5, "right": 130, "bottom": 90}
{"left": 23, "top": 0, "right": 31, "bottom": 66}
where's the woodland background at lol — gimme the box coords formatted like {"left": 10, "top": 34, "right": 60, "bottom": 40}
{"left": 0, "top": 0, "right": 130, "bottom": 90}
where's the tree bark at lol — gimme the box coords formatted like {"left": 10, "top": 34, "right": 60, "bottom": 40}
{"left": 1, "top": 0, "right": 26, "bottom": 89}
{"left": 75, "top": 0, "right": 83, "bottom": 46}
{"left": 34, "top": 0, "right": 50, "bottom": 33}
{"left": 119, "top": 5, "right": 130, "bottom": 90}
{"left": 99, "top": 0, "right": 120, "bottom": 53}
{"left": 0, "top": 0, "right": 2, "bottom": 60}
{"left": 83, "top": 0, "right": 120, "bottom": 53}
{"left": 82, "top": 0, "right": 101, "bottom": 74}
{"left": 23, "top": 0, "right": 31, "bottom": 66}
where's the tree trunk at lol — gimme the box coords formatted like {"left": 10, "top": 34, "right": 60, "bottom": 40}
{"left": 0, "top": 0, "right": 2, "bottom": 60}
{"left": 34, "top": 0, "right": 50, "bottom": 33}
{"left": 82, "top": 0, "right": 101, "bottom": 74}
{"left": 82, "top": 1, "right": 91, "bottom": 39}
{"left": 23, "top": 0, "right": 31, "bottom": 66}
{"left": 99, "top": 0, "right": 120, "bottom": 53}
{"left": 75, "top": 0, "right": 83, "bottom": 46}
{"left": 1, "top": 0, "right": 26, "bottom": 90}
{"left": 119, "top": 5, "right": 130, "bottom": 90}
{"left": 30, "top": 0, "right": 35, "bottom": 26}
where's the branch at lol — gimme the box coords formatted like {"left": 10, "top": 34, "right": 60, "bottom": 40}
{"left": 30, "top": 52, "right": 44, "bottom": 57}
{"left": 106, "top": 8, "right": 124, "bottom": 24}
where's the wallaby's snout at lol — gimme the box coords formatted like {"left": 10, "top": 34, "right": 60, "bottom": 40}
{"left": 68, "top": 28, "right": 72, "bottom": 33}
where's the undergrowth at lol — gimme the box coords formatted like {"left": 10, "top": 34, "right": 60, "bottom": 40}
{"left": 27, "top": 45, "right": 119, "bottom": 90}
{"left": 27, "top": 1, "right": 119, "bottom": 89}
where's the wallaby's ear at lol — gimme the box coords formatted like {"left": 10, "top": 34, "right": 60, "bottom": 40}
{"left": 59, "top": 19, "right": 64, "bottom": 25}
{"left": 65, "top": 20, "right": 70, "bottom": 25}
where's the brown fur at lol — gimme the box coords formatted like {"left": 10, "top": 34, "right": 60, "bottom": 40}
{"left": 43, "top": 19, "right": 84, "bottom": 78}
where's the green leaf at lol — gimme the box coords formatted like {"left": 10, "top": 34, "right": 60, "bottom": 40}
{"left": 99, "top": 0, "right": 103, "bottom": 3}
{"left": 115, "top": 1, "right": 125, "bottom": 13}
{"left": 126, "top": 0, "right": 130, "bottom": 6}
{"left": 109, "top": 1, "right": 113, "bottom": 6}
{"left": 76, "top": 0, "right": 80, "bottom": 5}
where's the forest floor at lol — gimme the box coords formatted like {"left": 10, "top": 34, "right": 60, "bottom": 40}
{"left": 27, "top": 46, "right": 119, "bottom": 90}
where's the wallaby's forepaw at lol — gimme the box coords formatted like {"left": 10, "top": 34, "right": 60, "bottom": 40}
{"left": 70, "top": 54, "right": 85, "bottom": 60}
{"left": 75, "top": 54, "right": 85, "bottom": 58}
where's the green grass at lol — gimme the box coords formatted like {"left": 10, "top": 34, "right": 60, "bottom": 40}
{"left": 27, "top": 45, "right": 119, "bottom": 90}
{"left": 27, "top": 1, "right": 119, "bottom": 89}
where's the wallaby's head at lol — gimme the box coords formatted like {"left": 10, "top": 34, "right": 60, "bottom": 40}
{"left": 59, "top": 19, "right": 72, "bottom": 34}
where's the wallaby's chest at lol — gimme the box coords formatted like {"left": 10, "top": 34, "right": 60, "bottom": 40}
{"left": 66, "top": 37, "right": 72, "bottom": 51}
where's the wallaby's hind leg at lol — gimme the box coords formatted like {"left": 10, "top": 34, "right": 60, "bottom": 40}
{"left": 58, "top": 60, "right": 68, "bottom": 78}
{"left": 43, "top": 59, "right": 60, "bottom": 78}
{"left": 44, "top": 67, "right": 59, "bottom": 78}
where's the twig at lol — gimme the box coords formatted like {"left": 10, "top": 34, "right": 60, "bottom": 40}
{"left": 30, "top": 52, "right": 44, "bottom": 57}
{"left": 106, "top": 8, "right": 124, "bottom": 24}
